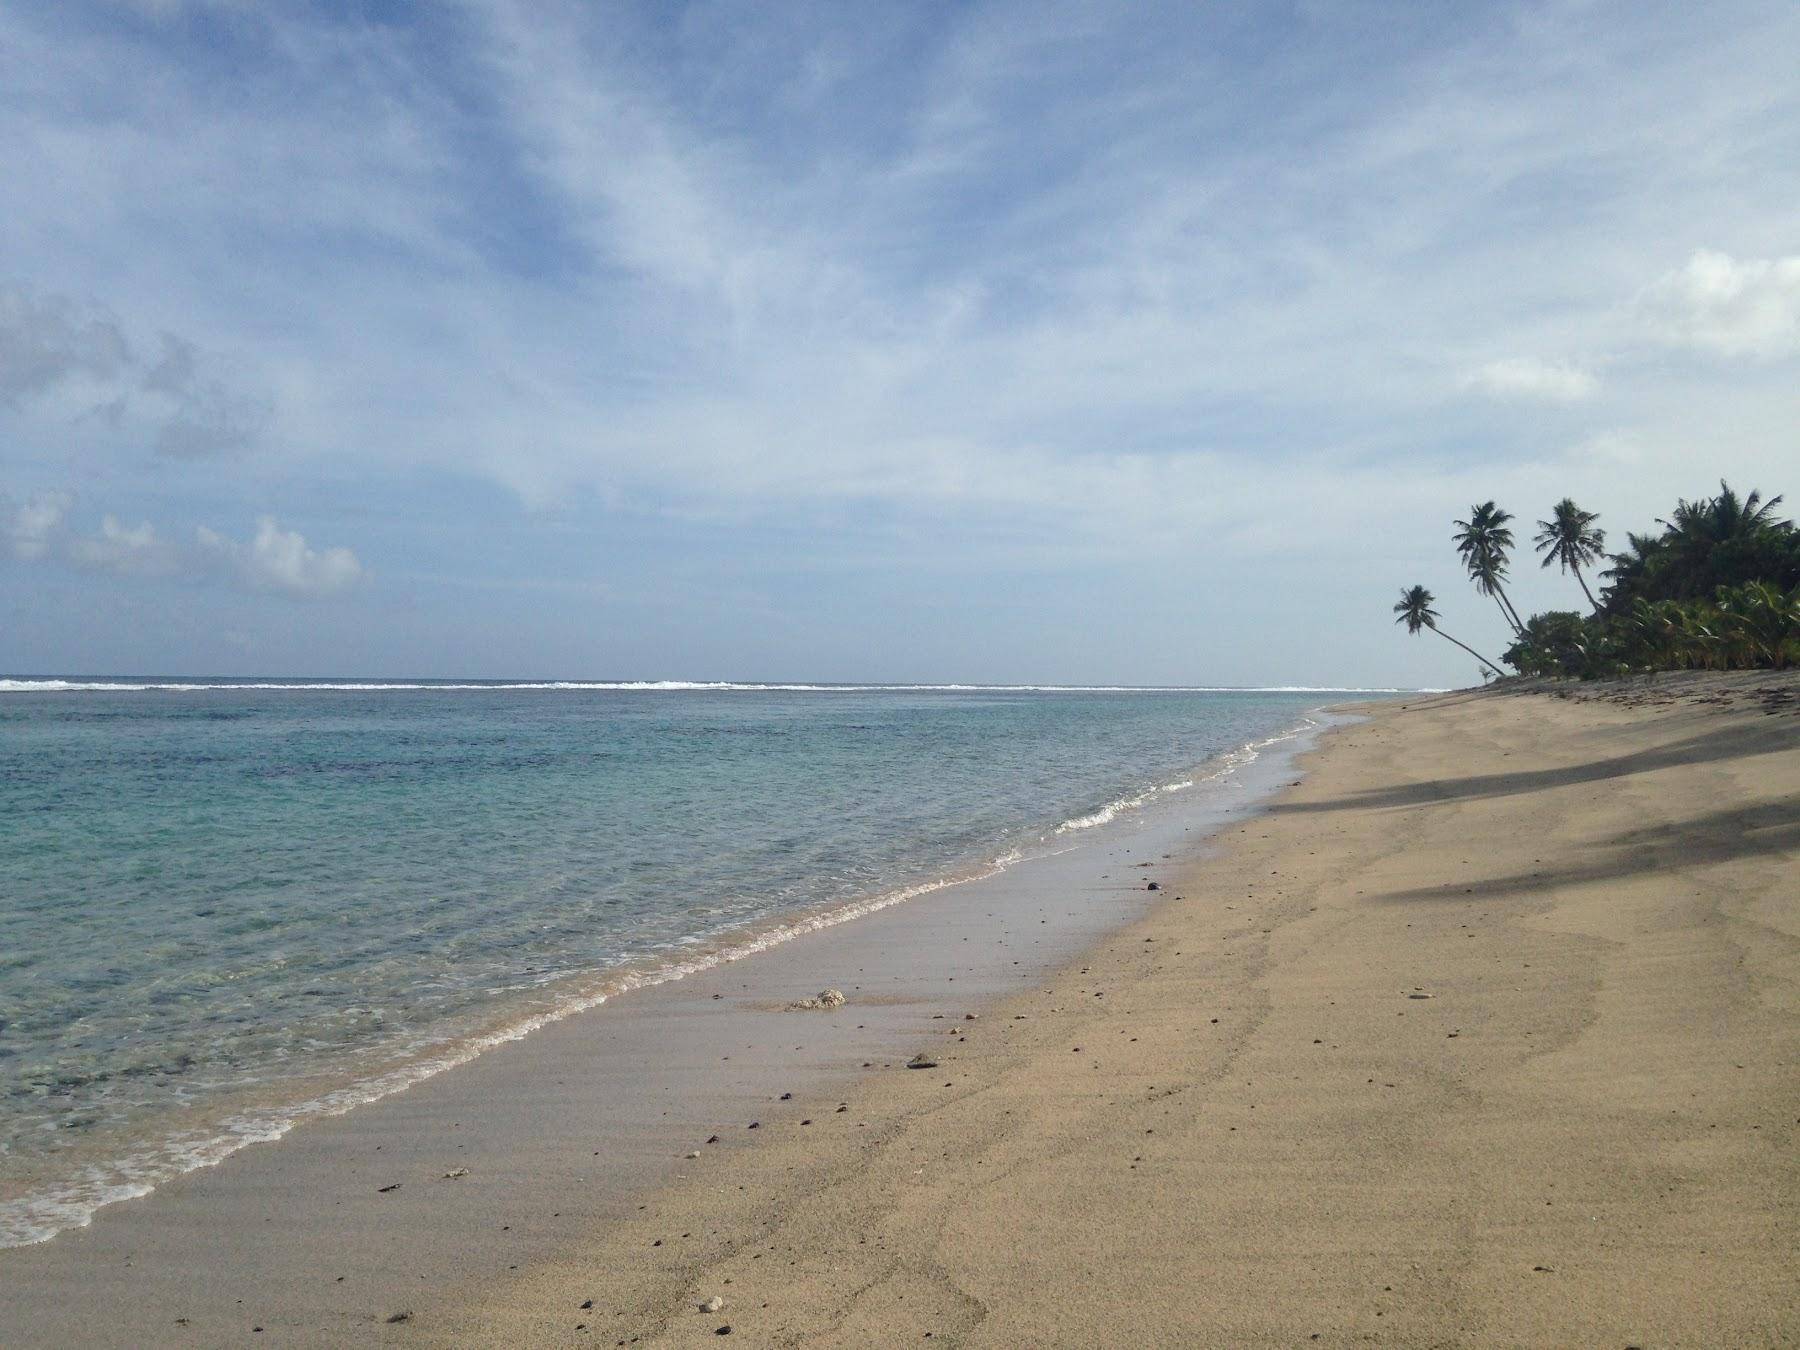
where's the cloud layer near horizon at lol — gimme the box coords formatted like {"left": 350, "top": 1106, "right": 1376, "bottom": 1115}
{"left": 2, "top": 1, "right": 1797, "bottom": 683}
{"left": 6, "top": 494, "right": 363, "bottom": 598}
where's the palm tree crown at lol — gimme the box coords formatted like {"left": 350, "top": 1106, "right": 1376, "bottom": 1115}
{"left": 1452, "top": 501, "right": 1524, "bottom": 633}
{"left": 1453, "top": 503, "right": 1515, "bottom": 568}
{"left": 1535, "top": 498, "right": 1606, "bottom": 612}
{"left": 1393, "top": 584, "right": 1439, "bottom": 634}
{"left": 1392, "top": 584, "right": 1503, "bottom": 678}
{"left": 1665, "top": 481, "right": 1788, "bottom": 545}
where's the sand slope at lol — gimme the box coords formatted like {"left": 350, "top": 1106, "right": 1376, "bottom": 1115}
{"left": 446, "top": 676, "right": 1799, "bottom": 1347}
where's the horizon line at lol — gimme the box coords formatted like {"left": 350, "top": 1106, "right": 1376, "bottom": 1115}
{"left": 1, "top": 675, "right": 1439, "bottom": 694}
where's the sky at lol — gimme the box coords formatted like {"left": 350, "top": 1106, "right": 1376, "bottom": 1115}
{"left": 2, "top": 1, "right": 1797, "bottom": 687}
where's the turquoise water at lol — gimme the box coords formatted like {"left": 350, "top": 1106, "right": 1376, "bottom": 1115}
{"left": 0, "top": 679, "right": 1383, "bottom": 1243}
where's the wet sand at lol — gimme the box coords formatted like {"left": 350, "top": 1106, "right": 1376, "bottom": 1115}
{"left": 439, "top": 673, "right": 1800, "bottom": 1347}
{"left": 0, "top": 706, "right": 1332, "bottom": 1345}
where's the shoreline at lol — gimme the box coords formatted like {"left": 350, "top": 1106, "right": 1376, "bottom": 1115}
{"left": 445, "top": 671, "right": 1799, "bottom": 1346}
{"left": 0, "top": 705, "right": 1339, "bottom": 1342}
{"left": 0, "top": 696, "right": 1334, "bottom": 1252}
{"left": 6, "top": 674, "right": 1793, "bottom": 1345}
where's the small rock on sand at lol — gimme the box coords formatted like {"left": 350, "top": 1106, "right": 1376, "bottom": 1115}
{"left": 906, "top": 1053, "right": 939, "bottom": 1070}
{"left": 787, "top": 988, "right": 846, "bottom": 1010}
{"left": 701, "top": 1295, "right": 725, "bottom": 1312}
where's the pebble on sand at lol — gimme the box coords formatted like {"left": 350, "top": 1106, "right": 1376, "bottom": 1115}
{"left": 701, "top": 1295, "right": 725, "bottom": 1312}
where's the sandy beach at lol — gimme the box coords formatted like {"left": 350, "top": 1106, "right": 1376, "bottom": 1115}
{"left": 13, "top": 6, "right": 1798, "bottom": 1346}
{"left": 437, "top": 674, "right": 1799, "bottom": 1347}
{"left": 4, "top": 674, "right": 1795, "bottom": 1347}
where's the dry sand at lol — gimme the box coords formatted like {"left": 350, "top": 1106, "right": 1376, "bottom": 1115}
{"left": 437, "top": 673, "right": 1800, "bottom": 1348}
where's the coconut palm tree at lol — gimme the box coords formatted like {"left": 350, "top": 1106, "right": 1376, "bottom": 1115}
{"left": 1534, "top": 498, "right": 1606, "bottom": 614}
{"left": 1601, "top": 530, "right": 1666, "bottom": 606}
{"left": 1393, "top": 585, "right": 1503, "bottom": 678}
{"left": 1638, "top": 482, "right": 1797, "bottom": 601}
{"left": 1665, "top": 481, "right": 1788, "bottom": 545}
{"left": 1453, "top": 501, "right": 1526, "bottom": 634}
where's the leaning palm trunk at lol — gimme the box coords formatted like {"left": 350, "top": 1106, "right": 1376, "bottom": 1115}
{"left": 1571, "top": 565, "right": 1601, "bottom": 615}
{"left": 1489, "top": 592, "right": 1515, "bottom": 632}
{"left": 1487, "top": 591, "right": 1524, "bottom": 638}
{"left": 1492, "top": 583, "right": 1528, "bottom": 635}
{"left": 1395, "top": 584, "right": 1504, "bottom": 681}
{"left": 1435, "top": 629, "right": 1503, "bottom": 677}
{"left": 1497, "top": 584, "right": 1528, "bottom": 633}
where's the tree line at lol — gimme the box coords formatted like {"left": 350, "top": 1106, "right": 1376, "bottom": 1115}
{"left": 1395, "top": 481, "right": 1800, "bottom": 679}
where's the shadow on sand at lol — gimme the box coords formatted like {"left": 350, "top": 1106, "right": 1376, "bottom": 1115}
{"left": 1374, "top": 799, "right": 1800, "bottom": 903}
{"left": 1272, "top": 720, "right": 1798, "bottom": 816}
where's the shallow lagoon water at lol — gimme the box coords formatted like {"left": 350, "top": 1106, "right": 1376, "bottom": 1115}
{"left": 0, "top": 680, "right": 1389, "bottom": 1243}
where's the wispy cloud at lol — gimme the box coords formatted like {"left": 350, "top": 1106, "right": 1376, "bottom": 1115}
{"left": 68, "top": 513, "right": 182, "bottom": 578}
{"left": 0, "top": 284, "right": 266, "bottom": 457}
{"left": 1642, "top": 249, "right": 1800, "bottom": 358}
{"left": 1463, "top": 358, "right": 1599, "bottom": 402}
{"left": 1, "top": 2, "right": 1797, "bottom": 681}
{"left": 0, "top": 287, "right": 130, "bottom": 402}
{"left": 4, "top": 492, "right": 71, "bottom": 560}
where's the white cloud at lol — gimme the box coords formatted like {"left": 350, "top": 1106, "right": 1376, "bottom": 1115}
{"left": 5, "top": 492, "right": 70, "bottom": 559}
{"left": 69, "top": 514, "right": 182, "bottom": 578}
{"left": 2, "top": 4, "right": 1799, "bottom": 684}
{"left": 6, "top": 496, "right": 362, "bottom": 598}
{"left": 197, "top": 517, "right": 364, "bottom": 598}
{"left": 1463, "top": 357, "right": 1599, "bottom": 402}
{"left": 1642, "top": 249, "right": 1800, "bottom": 357}
{"left": 241, "top": 516, "right": 364, "bottom": 597}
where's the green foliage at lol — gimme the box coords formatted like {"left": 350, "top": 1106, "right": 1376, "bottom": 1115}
{"left": 1502, "top": 611, "right": 1596, "bottom": 677}
{"left": 1602, "top": 483, "right": 1799, "bottom": 608}
{"left": 1425, "top": 479, "right": 1799, "bottom": 680}
{"left": 1500, "top": 583, "right": 1800, "bottom": 676}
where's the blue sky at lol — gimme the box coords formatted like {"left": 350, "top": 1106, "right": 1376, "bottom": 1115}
{"left": 3, "top": 0, "right": 1797, "bottom": 685}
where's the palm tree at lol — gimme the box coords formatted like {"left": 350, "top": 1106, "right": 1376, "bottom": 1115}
{"left": 1601, "top": 530, "right": 1666, "bottom": 602}
{"left": 1453, "top": 502, "right": 1526, "bottom": 634}
{"left": 1393, "top": 585, "right": 1503, "bottom": 678}
{"left": 1650, "top": 482, "right": 1794, "bottom": 601}
{"left": 1665, "top": 481, "right": 1788, "bottom": 545}
{"left": 1535, "top": 498, "right": 1606, "bottom": 614}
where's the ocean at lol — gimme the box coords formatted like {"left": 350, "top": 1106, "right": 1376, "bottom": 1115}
{"left": 0, "top": 679, "right": 1394, "bottom": 1246}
